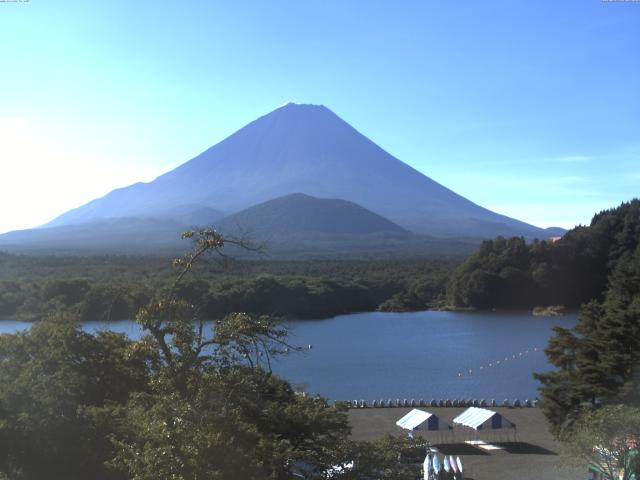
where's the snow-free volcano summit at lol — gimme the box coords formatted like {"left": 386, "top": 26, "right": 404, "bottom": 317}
{"left": 0, "top": 103, "right": 562, "bottom": 254}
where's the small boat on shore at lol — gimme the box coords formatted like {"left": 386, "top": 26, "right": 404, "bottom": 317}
{"left": 432, "top": 454, "right": 441, "bottom": 477}
{"left": 449, "top": 455, "right": 457, "bottom": 474}
{"left": 423, "top": 453, "right": 432, "bottom": 480}
{"left": 456, "top": 456, "right": 464, "bottom": 479}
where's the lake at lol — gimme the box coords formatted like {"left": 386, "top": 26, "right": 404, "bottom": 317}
{"left": 0, "top": 310, "right": 576, "bottom": 402}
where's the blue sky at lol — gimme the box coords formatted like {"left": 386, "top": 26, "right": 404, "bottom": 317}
{"left": 0, "top": 0, "right": 638, "bottom": 233}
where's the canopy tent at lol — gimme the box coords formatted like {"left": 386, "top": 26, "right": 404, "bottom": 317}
{"left": 452, "top": 407, "right": 514, "bottom": 431}
{"left": 396, "top": 409, "right": 449, "bottom": 431}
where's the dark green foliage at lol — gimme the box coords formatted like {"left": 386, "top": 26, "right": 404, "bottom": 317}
{"left": 0, "top": 313, "right": 150, "bottom": 480}
{"left": 0, "top": 254, "right": 455, "bottom": 321}
{"left": 449, "top": 199, "right": 640, "bottom": 309}
{"left": 378, "top": 272, "right": 450, "bottom": 311}
{"left": 203, "top": 275, "right": 375, "bottom": 319}
{"left": 0, "top": 230, "right": 421, "bottom": 479}
{"left": 535, "top": 230, "right": 640, "bottom": 434}
{"left": 559, "top": 405, "right": 640, "bottom": 480}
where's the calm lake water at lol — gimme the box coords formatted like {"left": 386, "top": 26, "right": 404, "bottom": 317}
{"left": 0, "top": 310, "right": 576, "bottom": 402}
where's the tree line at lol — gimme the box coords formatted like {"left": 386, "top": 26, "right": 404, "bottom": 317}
{"left": 0, "top": 256, "right": 453, "bottom": 322}
{"left": 447, "top": 200, "right": 640, "bottom": 310}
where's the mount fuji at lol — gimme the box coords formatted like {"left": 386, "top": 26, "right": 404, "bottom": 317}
{"left": 0, "top": 103, "right": 562, "bottom": 255}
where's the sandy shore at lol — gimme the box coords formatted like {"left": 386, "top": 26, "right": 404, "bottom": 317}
{"left": 348, "top": 407, "right": 584, "bottom": 480}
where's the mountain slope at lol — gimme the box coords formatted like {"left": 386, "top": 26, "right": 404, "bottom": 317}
{"left": 0, "top": 217, "right": 190, "bottom": 253}
{"left": 45, "top": 103, "right": 559, "bottom": 238}
{"left": 216, "top": 193, "right": 410, "bottom": 238}
{"left": 0, "top": 195, "right": 478, "bottom": 258}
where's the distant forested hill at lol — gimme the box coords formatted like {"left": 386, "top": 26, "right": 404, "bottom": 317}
{"left": 217, "top": 193, "right": 410, "bottom": 237}
{"left": 447, "top": 199, "right": 640, "bottom": 309}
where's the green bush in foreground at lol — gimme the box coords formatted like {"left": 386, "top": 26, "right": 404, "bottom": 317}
{"left": 560, "top": 405, "right": 640, "bottom": 480}
{"left": 0, "top": 230, "right": 422, "bottom": 479}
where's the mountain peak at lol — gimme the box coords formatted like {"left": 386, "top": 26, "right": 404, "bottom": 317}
{"left": 270, "top": 102, "right": 331, "bottom": 118}
{"left": 40, "top": 103, "right": 555, "bottom": 239}
{"left": 275, "top": 101, "right": 325, "bottom": 110}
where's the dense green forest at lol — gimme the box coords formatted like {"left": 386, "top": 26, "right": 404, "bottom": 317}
{"left": 3, "top": 200, "right": 639, "bottom": 322}
{"left": 448, "top": 200, "right": 640, "bottom": 309}
{"left": 0, "top": 253, "right": 454, "bottom": 321}
{"left": 535, "top": 237, "right": 640, "bottom": 428}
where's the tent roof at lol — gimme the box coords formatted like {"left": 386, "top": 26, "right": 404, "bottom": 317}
{"left": 396, "top": 409, "right": 433, "bottom": 430}
{"left": 453, "top": 407, "right": 510, "bottom": 430}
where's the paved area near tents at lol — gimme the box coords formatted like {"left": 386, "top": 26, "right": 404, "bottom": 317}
{"left": 348, "top": 407, "right": 584, "bottom": 480}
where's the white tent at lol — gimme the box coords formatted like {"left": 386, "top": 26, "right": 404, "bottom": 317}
{"left": 396, "top": 409, "right": 448, "bottom": 431}
{"left": 452, "top": 407, "right": 514, "bottom": 431}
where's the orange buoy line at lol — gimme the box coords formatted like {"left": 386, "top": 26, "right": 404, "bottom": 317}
{"left": 456, "top": 346, "right": 540, "bottom": 378}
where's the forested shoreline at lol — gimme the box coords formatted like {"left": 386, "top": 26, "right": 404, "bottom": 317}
{"left": 448, "top": 200, "right": 640, "bottom": 311}
{"left": 0, "top": 255, "right": 454, "bottom": 321}
{"left": 0, "top": 200, "right": 639, "bottom": 321}
{"left": 2, "top": 200, "right": 639, "bottom": 323}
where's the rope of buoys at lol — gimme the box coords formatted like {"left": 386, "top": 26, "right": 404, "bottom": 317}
{"left": 456, "top": 346, "right": 540, "bottom": 378}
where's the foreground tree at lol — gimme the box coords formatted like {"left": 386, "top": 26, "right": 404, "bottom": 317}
{"left": 535, "top": 245, "right": 640, "bottom": 433}
{"left": 107, "top": 229, "right": 352, "bottom": 479}
{"left": 0, "top": 228, "right": 423, "bottom": 479}
{"left": 560, "top": 405, "right": 640, "bottom": 480}
{"left": 0, "top": 313, "right": 150, "bottom": 480}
